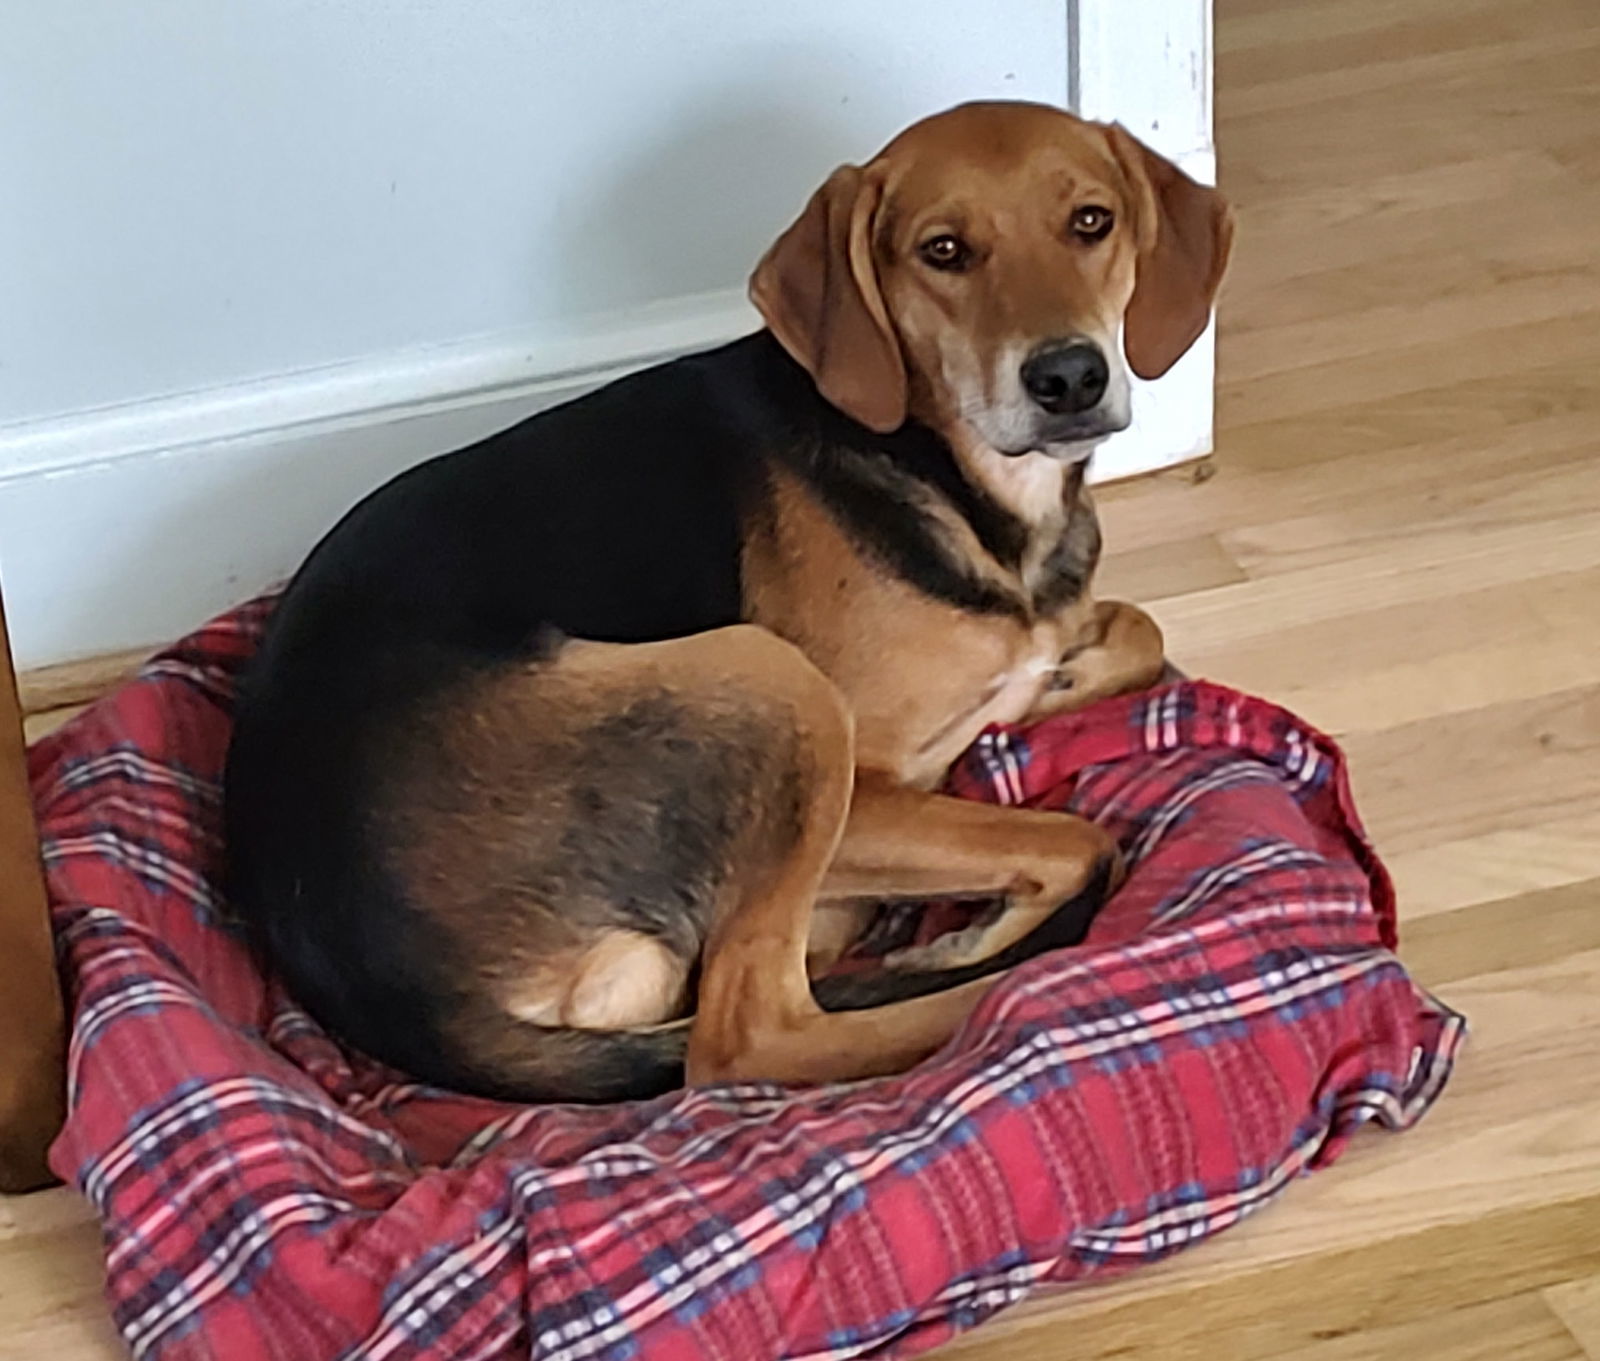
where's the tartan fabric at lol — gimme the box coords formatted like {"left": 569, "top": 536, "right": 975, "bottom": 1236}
{"left": 32, "top": 598, "right": 1465, "bottom": 1361}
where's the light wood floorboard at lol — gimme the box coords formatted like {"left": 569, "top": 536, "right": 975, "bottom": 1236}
{"left": 5, "top": 0, "right": 1599, "bottom": 1354}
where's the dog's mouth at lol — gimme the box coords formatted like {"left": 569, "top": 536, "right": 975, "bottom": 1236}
{"left": 988, "top": 400, "right": 1133, "bottom": 460}
{"left": 965, "top": 386, "right": 1132, "bottom": 461}
{"left": 995, "top": 415, "right": 1128, "bottom": 460}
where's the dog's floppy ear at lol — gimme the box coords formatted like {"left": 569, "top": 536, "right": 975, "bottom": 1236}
{"left": 749, "top": 165, "right": 907, "bottom": 434}
{"left": 1107, "top": 123, "right": 1235, "bottom": 380}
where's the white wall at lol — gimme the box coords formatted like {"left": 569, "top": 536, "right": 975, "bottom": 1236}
{"left": 0, "top": 0, "right": 1213, "bottom": 669}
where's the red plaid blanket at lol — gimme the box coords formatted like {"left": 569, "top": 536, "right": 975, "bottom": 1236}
{"left": 33, "top": 599, "right": 1464, "bottom": 1361}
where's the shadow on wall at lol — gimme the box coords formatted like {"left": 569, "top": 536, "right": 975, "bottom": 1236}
{"left": 547, "top": 53, "right": 907, "bottom": 318}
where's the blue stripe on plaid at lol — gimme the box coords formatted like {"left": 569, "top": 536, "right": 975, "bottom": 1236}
{"left": 123, "top": 1189, "right": 352, "bottom": 1358}
{"left": 41, "top": 637, "right": 1467, "bottom": 1361}
{"left": 82, "top": 1076, "right": 411, "bottom": 1208}
{"left": 1125, "top": 757, "right": 1284, "bottom": 866}
{"left": 45, "top": 828, "right": 222, "bottom": 912}
{"left": 1150, "top": 838, "right": 1339, "bottom": 926}
{"left": 49, "top": 747, "right": 221, "bottom": 802}
{"left": 968, "top": 731, "right": 1030, "bottom": 805}
{"left": 334, "top": 933, "right": 1422, "bottom": 1361}
{"left": 1137, "top": 685, "right": 1200, "bottom": 752}
{"left": 1280, "top": 724, "right": 1332, "bottom": 795}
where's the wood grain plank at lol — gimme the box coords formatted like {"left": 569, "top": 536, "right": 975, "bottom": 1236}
{"left": 1218, "top": 461, "right": 1600, "bottom": 581}
{"left": 1338, "top": 686, "right": 1600, "bottom": 857}
{"left": 1261, "top": 1291, "right": 1585, "bottom": 1361}
{"left": 17, "top": 648, "right": 147, "bottom": 719}
{"left": 1095, "top": 534, "right": 1245, "bottom": 605}
{"left": 1217, "top": 0, "right": 1516, "bottom": 57}
{"left": 935, "top": 1195, "right": 1600, "bottom": 1361}
{"left": 1217, "top": 373, "right": 1600, "bottom": 479}
{"left": 1400, "top": 879, "right": 1600, "bottom": 989}
{"left": 23, "top": 705, "right": 88, "bottom": 745}
{"left": 1096, "top": 407, "right": 1600, "bottom": 552}
{"left": 0, "top": 1220, "right": 115, "bottom": 1360}
{"left": 1224, "top": 150, "right": 1570, "bottom": 247}
{"left": 1386, "top": 812, "right": 1600, "bottom": 922}
{"left": 1222, "top": 23, "right": 1600, "bottom": 120}
{"left": 1165, "top": 569, "right": 1600, "bottom": 738}
{"left": 1546, "top": 1276, "right": 1600, "bottom": 1361}
{"left": 1217, "top": 312, "right": 1600, "bottom": 427}
{"left": 0, "top": 1187, "right": 96, "bottom": 1244}
{"left": 1223, "top": 250, "right": 1600, "bottom": 385}
{"left": 1220, "top": 182, "right": 1600, "bottom": 314}
{"left": 1148, "top": 512, "right": 1600, "bottom": 660}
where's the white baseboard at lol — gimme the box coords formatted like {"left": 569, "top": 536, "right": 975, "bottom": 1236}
{"left": 1, "top": 266, "right": 1213, "bottom": 671}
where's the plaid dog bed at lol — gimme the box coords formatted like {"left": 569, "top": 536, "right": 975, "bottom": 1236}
{"left": 32, "top": 599, "right": 1465, "bottom": 1361}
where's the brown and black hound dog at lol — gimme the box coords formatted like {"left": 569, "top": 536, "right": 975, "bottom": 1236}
{"left": 224, "top": 101, "right": 1233, "bottom": 1101}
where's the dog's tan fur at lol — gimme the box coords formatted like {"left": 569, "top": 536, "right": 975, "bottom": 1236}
{"left": 680, "top": 104, "right": 1230, "bottom": 1084}
{"left": 226, "top": 101, "right": 1233, "bottom": 1102}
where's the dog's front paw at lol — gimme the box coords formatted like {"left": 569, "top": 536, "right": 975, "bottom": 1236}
{"left": 1031, "top": 601, "right": 1166, "bottom": 716}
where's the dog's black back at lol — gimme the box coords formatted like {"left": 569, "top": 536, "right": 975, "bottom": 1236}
{"left": 226, "top": 336, "right": 780, "bottom": 1075}
{"left": 225, "top": 331, "right": 1099, "bottom": 1098}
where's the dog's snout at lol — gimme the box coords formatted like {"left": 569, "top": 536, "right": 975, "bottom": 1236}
{"left": 1020, "top": 343, "right": 1110, "bottom": 416}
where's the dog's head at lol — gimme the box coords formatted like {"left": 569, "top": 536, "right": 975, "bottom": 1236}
{"left": 750, "top": 101, "right": 1234, "bottom": 460}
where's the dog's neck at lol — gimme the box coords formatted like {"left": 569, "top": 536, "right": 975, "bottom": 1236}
{"left": 943, "top": 423, "right": 1082, "bottom": 532}
{"left": 940, "top": 423, "right": 1097, "bottom": 606}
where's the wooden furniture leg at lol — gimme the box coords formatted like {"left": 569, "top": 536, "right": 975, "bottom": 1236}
{"left": 0, "top": 583, "right": 66, "bottom": 1192}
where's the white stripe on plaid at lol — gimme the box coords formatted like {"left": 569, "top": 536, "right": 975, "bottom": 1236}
{"left": 971, "top": 732, "right": 1027, "bottom": 805}
{"left": 345, "top": 936, "right": 1405, "bottom": 1361}
{"left": 61, "top": 792, "right": 216, "bottom": 839}
{"left": 67, "top": 978, "right": 210, "bottom": 1102}
{"left": 1282, "top": 725, "right": 1323, "bottom": 791}
{"left": 1142, "top": 687, "right": 1186, "bottom": 752}
{"left": 106, "top": 1133, "right": 413, "bottom": 1276}
{"left": 45, "top": 830, "right": 220, "bottom": 911}
{"left": 1224, "top": 695, "right": 1246, "bottom": 750}
{"left": 1402, "top": 1006, "right": 1468, "bottom": 1117}
{"left": 46, "top": 749, "right": 220, "bottom": 803}
{"left": 82, "top": 1077, "right": 411, "bottom": 1207}
{"left": 1126, "top": 758, "right": 1283, "bottom": 866}
{"left": 1149, "top": 841, "right": 1347, "bottom": 927}
{"left": 139, "top": 656, "right": 236, "bottom": 694}
{"left": 124, "top": 1192, "right": 350, "bottom": 1359}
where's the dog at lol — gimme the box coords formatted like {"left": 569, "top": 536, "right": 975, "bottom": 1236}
{"left": 223, "top": 100, "right": 1233, "bottom": 1102}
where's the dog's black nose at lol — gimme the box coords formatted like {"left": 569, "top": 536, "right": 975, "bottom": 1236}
{"left": 1021, "top": 343, "right": 1110, "bottom": 415}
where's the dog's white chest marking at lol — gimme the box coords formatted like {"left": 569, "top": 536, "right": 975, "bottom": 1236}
{"left": 985, "top": 632, "right": 1064, "bottom": 724}
{"left": 912, "top": 628, "right": 1064, "bottom": 779}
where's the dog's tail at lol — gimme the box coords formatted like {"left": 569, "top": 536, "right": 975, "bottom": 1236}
{"left": 431, "top": 1017, "right": 693, "bottom": 1106}
{"left": 438, "top": 855, "right": 1116, "bottom": 1103}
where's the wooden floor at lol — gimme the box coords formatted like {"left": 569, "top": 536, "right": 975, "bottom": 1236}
{"left": 6, "top": 0, "right": 1600, "bottom": 1356}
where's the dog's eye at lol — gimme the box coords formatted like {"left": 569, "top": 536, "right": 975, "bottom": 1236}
{"left": 918, "top": 234, "right": 973, "bottom": 272}
{"left": 1070, "top": 205, "right": 1115, "bottom": 242}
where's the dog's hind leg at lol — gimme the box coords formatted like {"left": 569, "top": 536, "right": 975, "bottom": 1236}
{"left": 679, "top": 629, "right": 1092, "bottom": 1088}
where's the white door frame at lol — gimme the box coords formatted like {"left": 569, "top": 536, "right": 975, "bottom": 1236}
{"left": 1069, "top": 0, "right": 1218, "bottom": 483}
